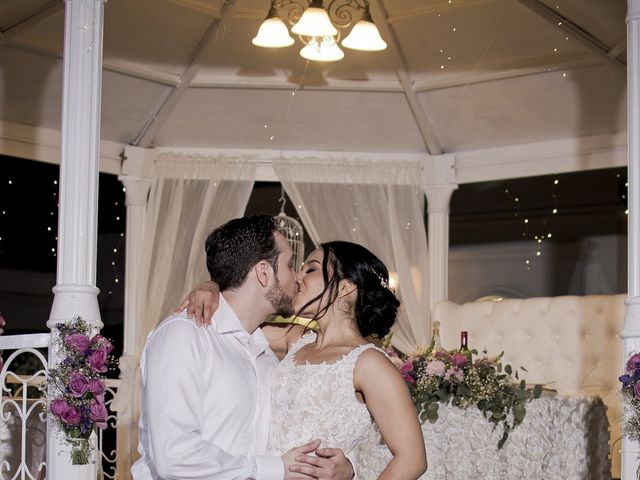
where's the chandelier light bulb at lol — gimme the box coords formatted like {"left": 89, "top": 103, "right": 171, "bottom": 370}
{"left": 342, "top": 19, "right": 387, "bottom": 51}
{"left": 300, "top": 38, "right": 344, "bottom": 62}
{"left": 292, "top": 0, "right": 338, "bottom": 38}
{"left": 252, "top": 10, "right": 294, "bottom": 48}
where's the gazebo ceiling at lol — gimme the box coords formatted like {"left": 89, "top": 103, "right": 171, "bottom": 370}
{"left": 0, "top": 0, "right": 628, "bottom": 159}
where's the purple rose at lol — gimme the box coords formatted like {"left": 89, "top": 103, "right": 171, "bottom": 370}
{"left": 628, "top": 354, "right": 640, "bottom": 372}
{"left": 88, "top": 349, "right": 108, "bottom": 373}
{"left": 60, "top": 406, "right": 81, "bottom": 425}
{"left": 451, "top": 352, "right": 468, "bottom": 367}
{"left": 634, "top": 382, "right": 640, "bottom": 400}
{"left": 68, "top": 372, "right": 89, "bottom": 397}
{"left": 50, "top": 398, "right": 70, "bottom": 417}
{"left": 620, "top": 374, "right": 632, "bottom": 387}
{"left": 91, "top": 334, "right": 114, "bottom": 354}
{"left": 89, "top": 399, "right": 108, "bottom": 429}
{"left": 88, "top": 379, "right": 105, "bottom": 396}
{"left": 64, "top": 333, "right": 90, "bottom": 353}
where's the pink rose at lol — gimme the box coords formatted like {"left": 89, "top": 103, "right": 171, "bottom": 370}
{"left": 451, "top": 352, "right": 468, "bottom": 367}
{"left": 50, "top": 398, "right": 70, "bottom": 417}
{"left": 64, "top": 333, "right": 90, "bottom": 353}
{"left": 88, "top": 379, "right": 105, "bottom": 396}
{"left": 89, "top": 399, "right": 108, "bottom": 429}
{"left": 60, "top": 406, "right": 81, "bottom": 425}
{"left": 68, "top": 372, "right": 88, "bottom": 397}
{"left": 425, "top": 360, "right": 446, "bottom": 377}
{"left": 399, "top": 360, "right": 413, "bottom": 375}
{"left": 88, "top": 349, "right": 108, "bottom": 373}
{"left": 91, "top": 334, "right": 114, "bottom": 354}
{"left": 445, "top": 367, "right": 464, "bottom": 382}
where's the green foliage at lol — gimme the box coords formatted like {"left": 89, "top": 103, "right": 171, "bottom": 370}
{"left": 386, "top": 346, "right": 542, "bottom": 450}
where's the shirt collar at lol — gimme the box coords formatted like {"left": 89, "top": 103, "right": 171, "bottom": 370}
{"left": 213, "top": 294, "right": 246, "bottom": 334}
{"left": 214, "top": 294, "right": 272, "bottom": 358}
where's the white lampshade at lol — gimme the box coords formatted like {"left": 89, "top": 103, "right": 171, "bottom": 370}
{"left": 291, "top": 4, "right": 338, "bottom": 38}
{"left": 252, "top": 16, "right": 295, "bottom": 48}
{"left": 300, "top": 38, "right": 344, "bottom": 62}
{"left": 342, "top": 19, "right": 387, "bottom": 51}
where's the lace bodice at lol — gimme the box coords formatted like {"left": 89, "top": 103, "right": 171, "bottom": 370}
{"left": 266, "top": 332, "right": 382, "bottom": 455}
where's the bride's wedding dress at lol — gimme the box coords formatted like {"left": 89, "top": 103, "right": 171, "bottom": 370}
{"left": 266, "top": 332, "right": 382, "bottom": 455}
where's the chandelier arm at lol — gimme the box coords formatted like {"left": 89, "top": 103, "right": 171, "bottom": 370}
{"left": 326, "top": 0, "right": 369, "bottom": 29}
{"left": 272, "top": 0, "right": 311, "bottom": 26}
{"left": 296, "top": 30, "right": 341, "bottom": 46}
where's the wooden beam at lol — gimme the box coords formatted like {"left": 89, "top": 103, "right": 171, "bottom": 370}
{"left": 0, "top": 0, "right": 63, "bottom": 43}
{"left": 133, "top": 0, "right": 240, "bottom": 147}
{"left": 516, "top": 0, "right": 626, "bottom": 73}
{"left": 369, "top": 0, "right": 443, "bottom": 155}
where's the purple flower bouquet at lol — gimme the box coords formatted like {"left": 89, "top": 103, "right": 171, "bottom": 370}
{"left": 47, "top": 317, "right": 113, "bottom": 465}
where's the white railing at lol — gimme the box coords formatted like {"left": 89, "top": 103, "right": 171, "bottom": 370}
{"left": 0, "top": 334, "right": 120, "bottom": 480}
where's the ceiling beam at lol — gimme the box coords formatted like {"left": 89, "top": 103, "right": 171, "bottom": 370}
{"left": 369, "top": 0, "right": 443, "bottom": 155}
{"left": 157, "top": 0, "right": 221, "bottom": 16}
{"left": 133, "top": 0, "right": 239, "bottom": 147}
{"left": 5, "top": 37, "right": 182, "bottom": 86}
{"left": 387, "top": 0, "right": 498, "bottom": 25}
{"left": 609, "top": 37, "right": 627, "bottom": 60}
{"left": 413, "top": 54, "right": 597, "bottom": 92}
{"left": 0, "top": 0, "right": 63, "bottom": 44}
{"left": 516, "top": 0, "right": 626, "bottom": 73}
{"left": 4, "top": 34, "right": 602, "bottom": 96}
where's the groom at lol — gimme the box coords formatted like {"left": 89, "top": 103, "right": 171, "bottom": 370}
{"left": 132, "top": 215, "right": 353, "bottom": 480}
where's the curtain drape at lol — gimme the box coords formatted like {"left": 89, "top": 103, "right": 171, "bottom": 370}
{"left": 273, "top": 158, "right": 429, "bottom": 353}
{"left": 113, "top": 155, "right": 256, "bottom": 474}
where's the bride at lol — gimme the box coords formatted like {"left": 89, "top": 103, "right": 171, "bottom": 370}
{"left": 183, "top": 241, "right": 427, "bottom": 479}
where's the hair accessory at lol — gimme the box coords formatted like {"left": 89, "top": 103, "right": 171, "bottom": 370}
{"left": 371, "top": 269, "right": 390, "bottom": 289}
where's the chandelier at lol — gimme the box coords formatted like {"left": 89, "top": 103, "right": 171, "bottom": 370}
{"left": 252, "top": 0, "right": 387, "bottom": 62}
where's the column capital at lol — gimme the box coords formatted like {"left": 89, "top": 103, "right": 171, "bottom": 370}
{"left": 118, "top": 175, "right": 152, "bottom": 207}
{"left": 423, "top": 184, "right": 458, "bottom": 214}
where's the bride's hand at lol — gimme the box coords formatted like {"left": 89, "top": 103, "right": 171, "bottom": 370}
{"left": 282, "top": 439, "right": 320, "bottom": 479}
{"left": 287, "top": 445, "right": 354, "bottom": 480}
{"left": 175, "top": 280, "right": 220, "bottom": 326}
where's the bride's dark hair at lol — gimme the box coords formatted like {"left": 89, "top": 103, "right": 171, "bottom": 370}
{"left": 297, "top": 241, "right": 400, "bottom": 338}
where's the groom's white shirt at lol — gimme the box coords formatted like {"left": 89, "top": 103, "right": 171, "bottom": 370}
{"left": 131, "top": 294, "right": 283, "bottom": 480}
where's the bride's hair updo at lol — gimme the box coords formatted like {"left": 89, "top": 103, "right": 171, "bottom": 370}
{"left": 300, "top": 241, "right": 400, "bottom": 338}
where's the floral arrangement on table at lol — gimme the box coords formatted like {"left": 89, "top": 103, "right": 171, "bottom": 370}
{"left": 619, "top": 351, "right": 640, "bottom": 477}
{"left": 47, "top": 316, "right": 114, "bottom": 465}
{"left": 384, "top": 331, "right": 542, "bottom": 449}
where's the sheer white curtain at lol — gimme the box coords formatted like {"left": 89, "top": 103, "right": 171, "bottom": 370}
{"left": 273, "top": 158, "right": 429, "bottom": 353}
{"left": 113, "top": 155, "right": 256, "bottom": 473}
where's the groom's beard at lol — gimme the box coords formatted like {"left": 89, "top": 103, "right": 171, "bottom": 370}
{"left": 266, "top": 277, "right": 295, "bottom": 317}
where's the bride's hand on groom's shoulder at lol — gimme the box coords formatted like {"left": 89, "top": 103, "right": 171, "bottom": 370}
{"left": 284, "top": 441, "right": 354, "bottom": 480}
{"left": 175, "top": 281, "right": 220, "bottom": 326}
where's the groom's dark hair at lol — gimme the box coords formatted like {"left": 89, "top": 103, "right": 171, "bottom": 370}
{"left": 205, "top": 214, "right": 280, "bottom": 291}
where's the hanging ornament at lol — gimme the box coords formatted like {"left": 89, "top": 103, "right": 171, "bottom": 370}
{"left": 274, "top": 187, "right": 305, "bottom": 271}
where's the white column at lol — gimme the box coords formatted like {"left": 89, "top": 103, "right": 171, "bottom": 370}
{"left": 114, "top": 146, "right": 153, "bottom": 478}
{"left": 622, "top": 1, "right": 640, "bottom": 479}
{"left": 46, "top": 0, "right": 105, "bottom": 478}
{"left": 424, "top": 184, "right": 458, "bottom": 315}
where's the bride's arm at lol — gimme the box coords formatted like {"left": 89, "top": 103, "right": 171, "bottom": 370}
{"left": 354, "top": 350, "right": 427, "bottom": 480}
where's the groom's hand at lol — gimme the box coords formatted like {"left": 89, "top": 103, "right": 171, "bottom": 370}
{"left": 282, "top": 439, "right": 320, "bottom": 479}
{"left": 288, "top": 447, "right": 354, "bottom": 480}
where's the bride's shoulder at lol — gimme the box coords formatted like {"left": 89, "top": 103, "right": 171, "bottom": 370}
{"left": 352, "top": 346, "right": 400, "bottom": 381}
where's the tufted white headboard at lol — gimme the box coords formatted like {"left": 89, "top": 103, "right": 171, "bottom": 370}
{"left": 433, "top": 294, "right": 626, "bottom": 476}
